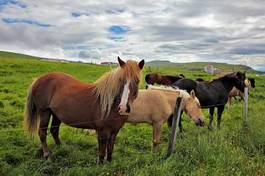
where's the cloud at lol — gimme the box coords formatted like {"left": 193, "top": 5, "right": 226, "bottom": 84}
{"left": 0, "top": 0, "right": 26, "bottom": 9}
{"left": 0, "top": 0, "right": 265, "bottom": 70}
{"left": 2, "top": 17, "right": 51, "bottom": 27}
{"left": 78, "top": 50, "right": 101, "bottom": 60}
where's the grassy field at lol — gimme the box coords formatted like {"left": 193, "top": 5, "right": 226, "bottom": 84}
{"left": 1, "top": 52, "right": 265, "bottom": 176}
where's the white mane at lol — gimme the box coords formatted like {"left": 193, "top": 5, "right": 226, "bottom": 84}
{"left": 147, "top": 84, "right": 190, "bottom": 99}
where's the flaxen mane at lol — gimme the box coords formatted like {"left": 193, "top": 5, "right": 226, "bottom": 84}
{"left": 94, "top": 60, "right": 141, "bottom": 118}
{"left": 147, "top": 85, "right": 191, "bottom": 99}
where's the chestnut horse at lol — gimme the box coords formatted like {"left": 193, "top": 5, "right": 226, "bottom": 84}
{"left": 127, "top": 85, "right": 204, "bottom": 149}
{"left": 228, "top": 78, "right": 254, "bottom": 106}
{"left": 24, "top": 57, "right": 144, "bottom": 163}
{"left": 145, "top": 73, "right": 185, "bottom": 86}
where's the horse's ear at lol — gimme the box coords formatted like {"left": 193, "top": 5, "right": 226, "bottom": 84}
{"left": 138, "top": 59, "right": 145, "bottom": 70}
{"left": 118, "top": 56, "right": 125, "bottom": 67}
{"left": 236, "top": 71, "right": 246, "bottom": 79}
{"left": 179, "top": 74, "right": 185, "bottom": 78}
{"left": 190, "top": 90, "right": 196, "bottom": 98}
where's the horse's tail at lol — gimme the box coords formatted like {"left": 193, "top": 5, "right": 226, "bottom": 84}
{"left": 24, "top": 81, "right": 38, "bottom": 136}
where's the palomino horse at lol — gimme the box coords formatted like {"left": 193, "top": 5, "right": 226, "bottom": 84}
{"left": 171, "top": 72, "right": 246, "bottom": 130}
{"left": 145, "top": 73, "right": 185, "bottom": 86}
{"left": 24, "top": 57, "right": 144, "bottom": 163}
{"left": 127, "top": 85, "right": 204, "bottom": 149}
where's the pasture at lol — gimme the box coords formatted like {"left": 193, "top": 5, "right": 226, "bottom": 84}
{"left": 1, "top": 52, "right": 265, "bottom": 175}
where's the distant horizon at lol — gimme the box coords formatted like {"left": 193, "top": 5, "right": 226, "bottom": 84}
{"left": 1, "top": 1, "right": 265, "bottom": 72}
{"left": 2, "top": 50, "right": 264, "bottom": 72}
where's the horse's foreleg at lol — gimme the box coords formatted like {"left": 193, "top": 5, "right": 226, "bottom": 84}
{"left": 217, "top": 105, "right": 225, "bottom": 129}
{"left": 38, "top": 110, "right": 51, "bottom": 159}
{"left": 152, "top": 121, "right": 162, "bottom": 151}
{"left": 106, "top": 130, "right": 119, "bottom": 162}
{"left": 208, "top": 107, "right": 215, "bottom": 130}
{"left": 50, "top": 114, "right": 61, "bottom": 146}
{"left": 97, "top": 130, "right": 109, "bottom": 164}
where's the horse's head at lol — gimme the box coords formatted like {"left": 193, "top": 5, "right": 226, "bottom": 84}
{"left": 117, "top": 57, "right": 145, "bottom": 115}
{"left": 145, "top": 73, "right": 158, "bottom": 85}
{"left": 248, "top": 78, "right": 255, "bottom": 88}
{"left": 182, "top": 90, "right": 204, "bottom": 126}
{"left": 229, "top": 71, "right": 246, "bottom": 92}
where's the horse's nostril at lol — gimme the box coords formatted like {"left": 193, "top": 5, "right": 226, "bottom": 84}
{"left": 200, "top": 120, "right": 204, "bottom": 126}
{"left": 126, "top": 104, "right": 131, "bottom": 113}
{"left": 196, "top": 118, "right": 204, "bottom": 126}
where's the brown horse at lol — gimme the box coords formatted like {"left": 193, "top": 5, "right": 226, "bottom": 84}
{"left": 24, "top": 57, "right": 144, "bottom": 163}
{"left": 145, "top": 73, "right": 185, "bottom": 86}
{"left": 127, "top": 85, "right": 204, "bottom": 149}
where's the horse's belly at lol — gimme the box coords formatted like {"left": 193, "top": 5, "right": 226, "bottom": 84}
{"left": 127, "top": 109, "right": 153, "bottom": 124}
{"left": 127, "top": 115, "right": 152, "bottom": 124}
{"left": 53, "top": 109, "right": 98, "bottom": 129}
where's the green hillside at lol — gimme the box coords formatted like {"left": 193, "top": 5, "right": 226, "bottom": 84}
{"left": 146, "top": 60, "right": 255, "bottom": 72}
{"left": 0, "top": 51, "right": 265, "bottom": 175}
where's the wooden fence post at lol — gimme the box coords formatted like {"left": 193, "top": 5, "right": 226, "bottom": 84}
{"left": 166, "top": 97, "right": 183, "bottom": 158}
{"left": 243, "top": 87, "right": 249, "bottom": 126}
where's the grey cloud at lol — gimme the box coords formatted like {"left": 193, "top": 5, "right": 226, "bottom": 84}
{"left": 78, "top": 50, "right": 101, "bottom": 60}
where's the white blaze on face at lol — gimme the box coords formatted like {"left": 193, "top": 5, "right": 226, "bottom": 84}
{"left": 118, "top": 80, "right": 130, "bottom": 115}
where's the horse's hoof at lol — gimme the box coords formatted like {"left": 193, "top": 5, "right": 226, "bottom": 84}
{"left": 97, "top": 160, "right": 104, "bottom": 165}
{"left": 43, "top": 152, "right": 50, "bottom": 159}
{"left": 97, "top": 157, "right": 105, "bottom": 164}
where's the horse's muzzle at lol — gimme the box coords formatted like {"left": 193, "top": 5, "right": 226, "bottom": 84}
{"left": 126, "top": 104, "right": 131, "bottom": 113}
{"left": 118, "top": 104, "right": 131, "bottom": 115}
{"left": 195, "top": 118, "right": 204, "bottom": 126}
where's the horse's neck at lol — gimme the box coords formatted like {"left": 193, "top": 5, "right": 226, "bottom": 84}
{"left": 219, "top": 78, "right": 236, "bottom": 93}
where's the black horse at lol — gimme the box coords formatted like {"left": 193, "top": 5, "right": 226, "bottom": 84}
{"left": 248, "top": 78, "right": 255, "bottom": 88}
{"left": 169, "top": 71, "right": 246, "bottom": 130}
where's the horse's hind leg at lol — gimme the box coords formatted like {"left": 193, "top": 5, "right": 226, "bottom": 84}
{"left": 208, "top": 107, "right": 215, "bottom": 130}
{"left": 38, "top": 110, "right": 51, "bottom": 159}
{"left": 50, "top": 114, "right": 61, "bottom": 145}
{"left": 217, "top": 105, "right": 225, "bottom": 129}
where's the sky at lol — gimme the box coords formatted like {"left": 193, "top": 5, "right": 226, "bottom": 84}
{"left": 0, "top": 0, "right": 265, "bottom": 71}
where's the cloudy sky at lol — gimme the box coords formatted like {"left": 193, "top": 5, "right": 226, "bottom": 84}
{"left": 1, "top": 0, "right": 265, "bottom": 71}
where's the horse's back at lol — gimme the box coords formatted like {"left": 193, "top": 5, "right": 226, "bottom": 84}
{"left": 32, "top": 72, "right": 85, "bottom": 104}
{"left": 172, "top": 79, "right": 197, "bottom": 93}
{"left": 31, "top": 72, "right": 100, "bottom": 127}
{"left": 128, "top": 89, "right": 169, "bottom": 123}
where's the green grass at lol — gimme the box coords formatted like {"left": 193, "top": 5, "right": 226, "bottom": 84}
{"left": 1, "top": 51, "right": 265, "bottom": 175}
